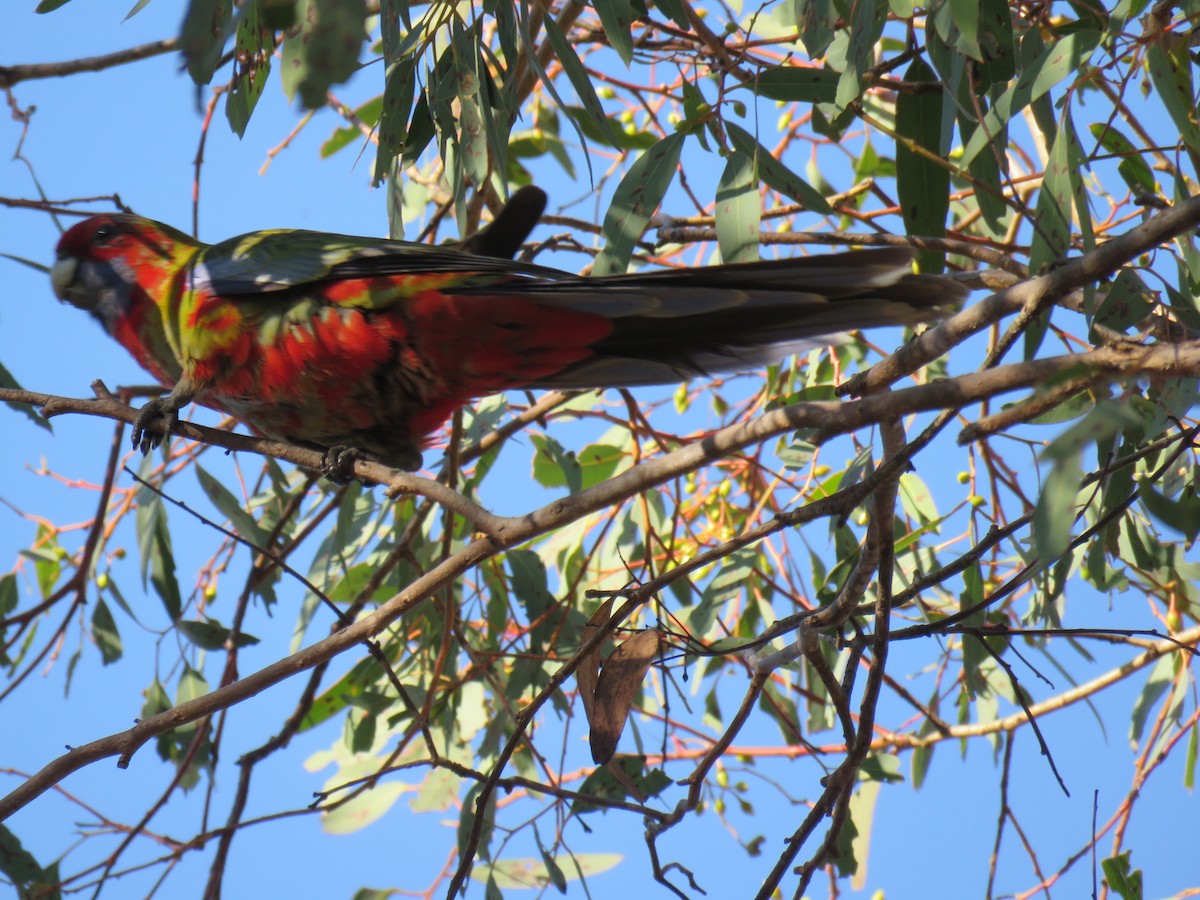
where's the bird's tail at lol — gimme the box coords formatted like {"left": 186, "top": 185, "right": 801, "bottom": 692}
{"left": 517, "top": 248, "right": 966, "bottom": 388}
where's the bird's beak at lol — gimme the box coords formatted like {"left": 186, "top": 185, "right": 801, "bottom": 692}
{"left": 50, "top": 255, "right": 77, "bottom": 301}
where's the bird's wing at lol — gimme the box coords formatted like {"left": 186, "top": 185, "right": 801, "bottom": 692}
{"left": 191, "top": 228, "right": 570, "bottom": 301}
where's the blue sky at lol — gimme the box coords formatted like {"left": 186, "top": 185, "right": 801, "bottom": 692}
{"left": 1, "top": 3, "right": 1198, "bottom": 898}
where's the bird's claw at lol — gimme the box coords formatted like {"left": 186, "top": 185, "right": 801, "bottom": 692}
{"left": 319, "top": 445, "right": 366, "bottom": 484}
{"left": 132, "top": 397, "right": 177, "bottom": 455}
{"left": 318, "top": 444, "right": 422, "bottom": 483}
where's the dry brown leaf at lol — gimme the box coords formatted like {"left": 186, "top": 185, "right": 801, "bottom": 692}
{"left": 588, "top": 628, "right": 661, "bottom": 764}
{"left": 576, "top": 596, "right": 613, "bottom": 726}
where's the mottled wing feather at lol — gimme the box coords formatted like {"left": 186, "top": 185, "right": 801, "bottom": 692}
{"left": 194, "top": 229, "right": 568, "bottom": 300}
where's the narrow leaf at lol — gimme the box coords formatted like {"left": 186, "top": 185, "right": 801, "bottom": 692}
{"left": 281, "top": 0, "right": 368, "bottom": 109}
{"left": 726, "top": 123, "right": 832, "bottom": 214}
{"left": 1032, "top": 452, "right": 1081, "bottom": 561}
{"left": 895, "top": 58, "right": 949, "bottom": 273}
{"left": 715, "top": 151, "right": 761, "bottom": 264}
{"left": 91, "top": 600, "right": 122, "bottom": 664}
{"left": 592, "top": 132, "right": 686, "bottom": 276}
{"left": 195, "top": 465, "right": 270, "bottom": 549}
{"left": 593, "top": 0, "right": 634, "bottom": 65}
{"left": 740, "top": 66, "right": 838, "bottom": 104}
{"left": 178, "top": 619, "right": 261, "bottom": 650}
{"left": 1147, "top": 36, "right": 1200, "bottom": 160}
{"left": 181, "top": 0, "right": 234, "bottom": 86}
{"left": 0, "top": 359, "right": 52, "bottom": 431}
{"left": 1030, "top": 114, "right": 1084, "bottom": 276}
{"left": 960, "top": 30, "right": 1100, "bottom": 168}
{"left": 225, "top": 2, "right": 272, "bottom": 137}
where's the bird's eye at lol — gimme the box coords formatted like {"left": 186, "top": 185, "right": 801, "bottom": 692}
{"left": 93, "top": 225, "right": 115, "bottom": 244}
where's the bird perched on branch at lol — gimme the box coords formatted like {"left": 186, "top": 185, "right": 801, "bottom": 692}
{"left": 50, "top": 187, "right": 967, "bottom": 474}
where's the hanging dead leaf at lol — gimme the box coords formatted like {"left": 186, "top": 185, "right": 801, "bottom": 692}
{"left": 576, "top": 596, "right": 614, "bottom": 726}
{"left": 588, "top": 628, "right": 661, "bottom": 764}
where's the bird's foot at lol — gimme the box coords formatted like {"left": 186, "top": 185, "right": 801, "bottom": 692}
{"left": 319, "top": 445, "right": 367, "bottom": 484}
{"left": 131, "top": 397, "right": 178, "bottom": 455}
{"left": 319, "top": 444, "right": 424, "bottom": 483}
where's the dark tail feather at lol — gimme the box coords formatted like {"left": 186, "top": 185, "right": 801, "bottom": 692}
{"left": 527, "top": 247, "right": 967, "bottom": 388}
{"left": 456, "top": 186, "right": 548, "bottom": 260}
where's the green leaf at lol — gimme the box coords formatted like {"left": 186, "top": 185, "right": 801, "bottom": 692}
{"left": 0, "top": 824, "right": 48, "bottom": 888}
{"left": 832, "top": 785, "right": 862, "bottom": 877}
{"left": 1032, "top": 451, "right": 1081, "bottom": 561}
{"left": 1139, "top": 482, "right": 1200, "bottom": 542}
{"left": 895, "top": 58, "right": 949, "bottom": 273}
{"left": 726, "top": 123, "right": 832, "bottom": 214}
{"left": 1030, "top": 114, "right": 1085, "bottom": 275}
{"left": 178, "top": 619, "right": 261, "bottom": 650}
{"left": 35, "top": 0, "right": 74, "bottom": 10}
{"left": 0, "top": 359, "right": 51, "bottom": 431}
{"left": 373, "top": 57, "right": 416, "bottom": 183}
{"left": 181, "top": 0, "right": 235, "bottom": 86}
{"left": 1129, "top": 655, "right": 1174, "bottom": 751}
{"left": 532, "top": 823, "right": 568, "bottom": 893}
{"left": 845, "top": 781, "right": 881, "bottom": 887}
{"left": 142, "top": 679, "right": 171, "bottom": 721}
{"left": 0, "top": 574, "right": 16, "bottom": 617}
{"left": 1185, "top": 726, "right": 1197, "bottom": 790}
{"left": 1091, "top": 269, "right": 1154, "bottom": 337}
{"left": 506, "top": 548, "right": 559, "bottom": 652}
{"left": 1147, "top": 36, "right": 1200, "bottom": 161}
{"left": 136, "top": 482, "right": 182, "bottom": 622}
{"left": 575, "top": 443, "right": 625, "bottom": 489}
{"left": 281, "top": 0, "right": 368, "bottom": 109}
{"left": 911, "top": 721, "right": 937, "bottom": 790}
{"left": 960, "top": 30, "right": 1100, "bottom": 168}
{"left": 541, "top": 12, "right": 620, "bottom": 156}
{"left": 799, "top": 0, "right": 837, "bottom": 57}
{"left": 945, "top": 0, "right": 982, "bottom": 61}
{"left": 652, "top": 0, "right": 690, "bottom": 28}
{"left": 91, "top": 599, "right": 122, "bottom": 664}
{"left": 471, "top": 853, "right": 622, "bottom": 890}
{"left": 858, "top": 753, "right": 904, "bottom": 783}
{"left": 1101, "top": 851, "right": 1143, "bottom": 900}
{"left": 323, "top": 782, "right": 408, "bottom": 834}
{"left": 977, "top": 0, "right": 1015, "bottom": 86}
{"left": 716, "top": 151, "right": 761, "bottom": 264}
{"left": 898, "top": 472, "right": 939, "bottom": 523}
{"left": 592, "top": 132, "right": 687, "bottom": 276}
{"left": 323, "top": 96, "right": 383, "bottom": 158}
{"left": 677, "top": 78, "right": 713, "bottom": 148}
{"left": 834, "top": 0, "right": 886, "bottom": 114}
{"left": 301, "top": 658, "right": 403, "bottom": 731}
{"left": 1088, "top": 122, "right": 1155, "bottom": 196}
{"left": 959, "top": 564, "right": 989, "bottom": 696}
{"left": 195, "top": 465, "right": 270, "bottom": 549}
{"left": 225, "top": 1, "right": 273, "bottom": 137}
{"left": 572, "top": 758, "right": 671, "bottom": 814}
{"left": 530, "top": 433, "right": 582, "bottom": 494}
{"left": 457, "top": 784, "right": 496, "bottom": 861}
{"left": 177, "top": 666, "right": 209, "bottom": 707}
{"left": 593, "top": 0, "right": 634, "bottom": 65}
{"left": 740, "top": 67, "right": 839, "bottom": 104}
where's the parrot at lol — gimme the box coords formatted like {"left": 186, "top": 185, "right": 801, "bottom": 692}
{"left": 50, "top": 190, "right": 967, "bottom": 475}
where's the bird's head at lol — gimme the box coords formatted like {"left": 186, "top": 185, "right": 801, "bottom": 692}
{"left": 51, "top": 214, "right": 200, "bottom": 333}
